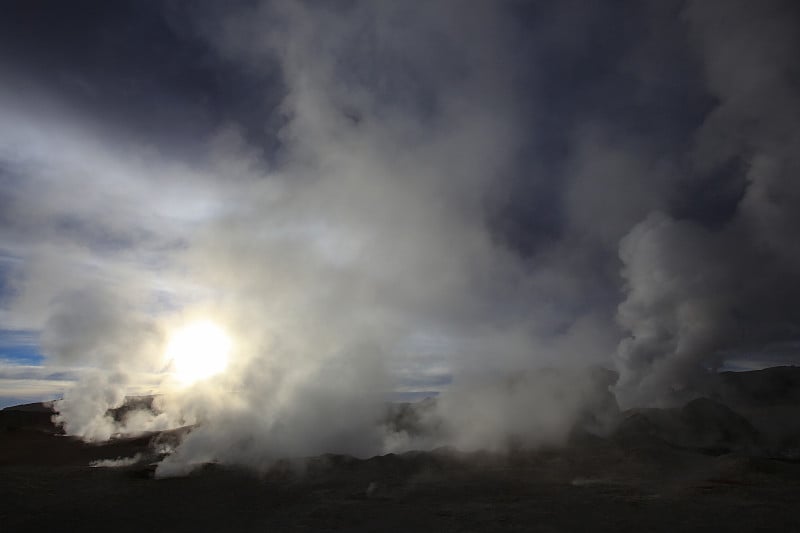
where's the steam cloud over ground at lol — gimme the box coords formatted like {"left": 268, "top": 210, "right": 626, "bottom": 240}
{"left": 1, "top": 0, "right": 799, "bottom": 476}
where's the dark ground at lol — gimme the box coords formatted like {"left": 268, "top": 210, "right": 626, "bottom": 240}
{"left": 2, "top": 439, "right": 799, "bottom": 532}
{"left": 3, "top": 368, "right": 800, "bottom": 532}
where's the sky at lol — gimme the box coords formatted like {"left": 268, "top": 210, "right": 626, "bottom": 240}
{"left": 1, "top": 0, "right": 799, "bottom": 472}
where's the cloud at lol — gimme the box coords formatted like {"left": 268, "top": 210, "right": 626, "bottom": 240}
{"left": 0, "top": 0, "right": 798, "bottom": 474}
{"left": 613, "top": 0, "right": 800, "bottom": 406}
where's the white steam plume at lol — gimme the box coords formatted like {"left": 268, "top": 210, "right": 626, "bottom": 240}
{"left": 1, "top": 0, "right": 798, "bottom": 475}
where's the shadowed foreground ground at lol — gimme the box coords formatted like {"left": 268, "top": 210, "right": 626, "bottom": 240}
{"left": 2, "top": 435, "right": 800, "bottom": 531}
{"left": 3, "top": 367, "right": 800, "bottom": 533}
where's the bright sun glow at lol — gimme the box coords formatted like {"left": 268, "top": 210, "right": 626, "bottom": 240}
{"left": 165, "top": 321, "right": 232, "bottom": 385}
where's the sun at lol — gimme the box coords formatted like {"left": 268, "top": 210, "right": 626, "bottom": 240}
{"left": 165, "top": 321, "right": 232, "bottom": 385}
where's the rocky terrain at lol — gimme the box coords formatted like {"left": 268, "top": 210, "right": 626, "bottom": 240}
{"left": 2, "top": 367, "right": 800, "bottom": 532}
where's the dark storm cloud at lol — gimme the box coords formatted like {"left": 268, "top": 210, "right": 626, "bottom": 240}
{"left": 1, "top": 0, "right": 799, "bottom": 471}
{"left": 0, "top": 0, "right": 285, "bottom": 160}
{"left": 615, "top": 0, "right": 800, "bottom": 406}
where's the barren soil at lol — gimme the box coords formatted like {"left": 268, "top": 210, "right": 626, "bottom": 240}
{"left": 2, "top": 404, "right": 800, "bottom": 533}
